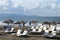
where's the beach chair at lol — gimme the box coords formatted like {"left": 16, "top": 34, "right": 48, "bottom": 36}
{"left": 36, "top": 28, "right": 42, "bottom": 32}
{"left": 16, "top": 29, "right": 22, "bottom": 36}
{"left": 19, "top": 30, "right": 28, "bottom": 36}
{"left": 35, "top": 27, "right": 39, "bottom": 29}
{"left": 31, "top": 26, "right": 34, "bottom": 29}
{"left": 30, "top": 26, "right": 35, "bottom": 31}
{"left": 30, "top": 25, "right": 37, "bottom": 32}
{"left": 56, "top": 25, "right": 60, "bottom": 34}
{"left": 48, "top": 31, "right": 56, "bottom": 37}
{"left": 44, "top": 30, "right": 49, "bottom": 36}
{"left": 30, "top": 25, "right": 43, "bottom": 33}
{"left": 16, "top": 29, "right": 28, "bottom": 36}
{"left": 9, "top": 28, "right": 14, "bottom": 32}
{"left": 31, "top": 28, "right": 42, "bottom": 33}
{"left": 39, "top": 25, "right": 45, "bottom": 33}
{"left": 4, "top": 28, "right": 14, "bottom": 33}
{"left": 31, "top": 28, "right": 36, "bottom": 32}
{"left": 4, "top": 28, "right": 11, "bottom": 33}
{"left": 36, "top": 26, "right": 43, "bottom": 33}
{"left": 49, "top": 25, "right": 56, "bottom": 31}
{"left": 43, "top": 26, "right": 47, "bottom": 31}
{"left": 44, "top": 30, "right": 56, "bottom": 37}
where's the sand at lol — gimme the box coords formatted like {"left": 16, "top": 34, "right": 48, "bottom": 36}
{"left": 0, "top": 33, "right": 59, "bottom": 40}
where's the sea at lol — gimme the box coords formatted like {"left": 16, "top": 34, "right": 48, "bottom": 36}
{"left": 0, "top": 14, "right": 60, "bottom": 22}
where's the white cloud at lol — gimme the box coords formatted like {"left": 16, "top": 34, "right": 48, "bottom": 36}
{"left": 11, "top": 0, "right": 58, "bottom": 9}
{"left": 0, "top": 0, "right": 59, "bottom": 10}
{"left": 0, "top": 0, "right": 60, "bottom": 17}
{"left": 11, "top": 0, "right": 39, "bottom": 9}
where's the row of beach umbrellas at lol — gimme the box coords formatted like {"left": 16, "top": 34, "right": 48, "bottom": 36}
{"left": 3, "top": 19, "right": 60, "bottom": 26}
{"left": 3, "top": 19, "right": 26, "bottom": 27}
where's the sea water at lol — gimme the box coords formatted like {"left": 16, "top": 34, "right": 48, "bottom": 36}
{"left": 0, "top": 14, "right": 60, "bottom": 22}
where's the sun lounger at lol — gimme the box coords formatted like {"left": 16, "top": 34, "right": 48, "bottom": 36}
{"left": 31, "top": 28, "right": 36, "bottom": 32}
{"left": 9, "top": 28, "right": 14, "bottom": 32}
{"left": 16, "top": 29, "right": 28, "bottom": 36}
{"left": 44, "top": 30, "right": 49, "bottom": 36}
{"left": 44, "top": 29, "right": 56, "bottom": 37}
{"left": 36, "top": 28, "right": 42, "bottom": 32}
{"left": 16, "top": 29, "right": 22, "bottom": 36}
{"left": 35, "top": 27, "right": 39, "bottom": 29}
{"left": 49, "top": 25, "right": 56, "bottom": 31}
{"left": 56, "top": 25, "right": 60, "bottom": 34}
{"left": 30, "top": 27, "right": 43, "bottom": 33}
{"left": 31, "top": 26, "right": 34, "bottom": 29}
{"left": 4, "top": 28, "right": 14, "bottom": 33}
{"left": 19, "top": 30, "right": 28, "bottom": 36}
{"left": 49, "top": 31, "right": 56, "bottom": 37}
{"left": 30, "top": 25, "right": 43, "bottom": 32}
{"left": 43, "top": 26, "right": 47, "bottom": 31}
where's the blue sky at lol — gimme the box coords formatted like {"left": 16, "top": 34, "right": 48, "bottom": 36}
{"left": 0, "top": 0, "right": 60, "bottom": 16}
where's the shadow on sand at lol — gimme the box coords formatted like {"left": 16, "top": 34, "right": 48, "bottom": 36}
{"left": 16, "top": 35, "right": 30, "bottom": 38}
{"left": 44, "top": 36, "right": 60, "bottom": 40}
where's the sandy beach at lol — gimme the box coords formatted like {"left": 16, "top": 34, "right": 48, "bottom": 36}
{"left": 0, "top": 33, "right": 59, "bottom": 40}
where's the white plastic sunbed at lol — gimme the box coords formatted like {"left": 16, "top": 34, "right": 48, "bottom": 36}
{"left": 44, "top": 25, "right": 56, "bottom": 37}
{"left": 31, "top": 26, "right": 34, "bottom": 29}
{"left": 35, "top": 27, "right": 39, "bottom": 29}
{"left": 43, "top": 26, "right": 47, "bottom": 31}
{"left": 49, "top": 25, "right": 56, "bottom": 31}
{"left": 31, "top": 28, "right": 36, "bottom": 32}
{"left": 30, "top": 25, "right": 44, "bottom": 33}
{"left": 16, "top": 29, "right": 28, "bottom": 36}
{"left": 36, "top": 28, "right": 42, "bottom": 32}
{"left": 48, "top": 31, "right": 56, "bottom": 37}
{"left": 44, "top": 30, "right": 49, "bottom": 36}
{"left": 44, "top": 30, "right": 56, "bottom": 37}
{"left": 30, "top": 27, "right": 42, "bottom": 33}
{"left": 56, "top": 24, "right": 60, "bottom": 34}
{"left": 16, "top": 29, "right": 22, "bottom": 36}
{"left": 19, "top": 30, "right": 28, "bottom": 36}
{"left": 4, "top": 28, "right": 14, "bottom": 33}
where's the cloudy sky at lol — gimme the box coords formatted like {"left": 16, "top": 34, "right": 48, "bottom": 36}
{"left": 0, "top": 0, "right": 60, "bottom": 16}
